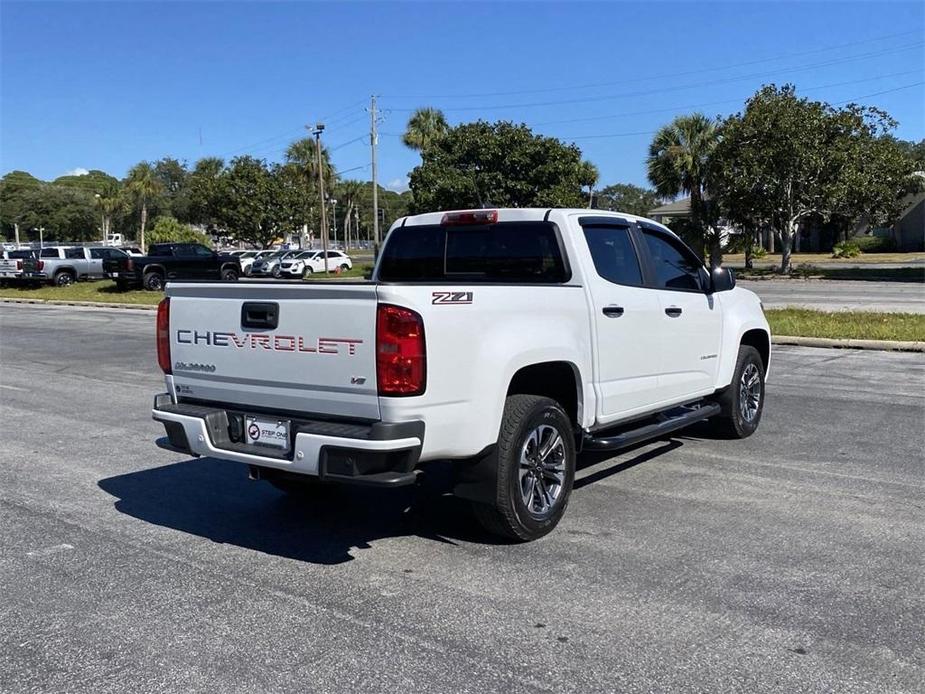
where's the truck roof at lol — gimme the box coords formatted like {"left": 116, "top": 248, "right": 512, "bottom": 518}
{"left": 396, "top": 208, "right": 675, "bottom": 235}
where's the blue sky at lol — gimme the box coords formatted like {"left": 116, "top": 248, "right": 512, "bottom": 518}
{"left": 1, "top": 1, "right": 923, "bottom": 191}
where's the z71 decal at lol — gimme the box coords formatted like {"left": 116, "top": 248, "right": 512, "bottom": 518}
{"left": 432, "top": 291, "right": 473, "bottom": 305}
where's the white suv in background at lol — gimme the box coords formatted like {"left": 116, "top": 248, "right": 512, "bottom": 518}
{"left": 279, "top": 250, "right": 353, "bottom": 277}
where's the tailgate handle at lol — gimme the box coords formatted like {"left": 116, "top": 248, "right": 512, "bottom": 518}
{"left": 241, "top": 302, "right": 279, "bottom": 330}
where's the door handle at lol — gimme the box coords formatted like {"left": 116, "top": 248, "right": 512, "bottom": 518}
{"left": 602, "top": 305, "right": 624, "bottom": 318}
{"left": 664, "top": 306, "right": 683, "bottom": 317}
{"left": 241, "top": 302, "right": 279, "bottom": 330}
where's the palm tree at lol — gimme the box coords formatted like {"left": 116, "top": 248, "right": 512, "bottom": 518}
{"left": 578, "top": 161, "right": 599, "bottom": 208}
{"left": 402, "top": 107, "right": 449, "bottom": 154}
{"left": 286, "top": 138, "right": 337, "bottom": 245}
{"left": 646, "top": 113, "right": 721, "bottom": 264}
{"left": 336, "top": 179, "right": 363, "bottom": 250}
{"left": 125, "top": 162, "right": 162, "bottom": 253}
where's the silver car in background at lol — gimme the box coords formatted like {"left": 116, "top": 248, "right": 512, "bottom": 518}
{"left": 249, "top": 250, "right": 299, "bottom": 278}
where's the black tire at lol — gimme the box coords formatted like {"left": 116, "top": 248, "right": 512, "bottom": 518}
{"left": 340, "top": 263, "right": 350, "bottom": 272}
{"left": 271, "top": 265, "right": 281, "bottom": 278}
{"left": 54, "top": 270, "right": 75, "bottom": 287}
{"left": 302, "top": 266, "right": 313, "bottom": 278}
{"left": 142, "top": 271, "right": 164, "bottom": 291}
{"left": 710, "top": 345, "right": 765, "bottom": 438}
{"left": 221, "top": 267, "right": 239, "bottom": 282}
{"left": 471, "top": 395, "right": 576, "bottom": 542}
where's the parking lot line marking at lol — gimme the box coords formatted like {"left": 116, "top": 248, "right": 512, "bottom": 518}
{"left": 0, "top": 384, "right": 27, "bottom": 391}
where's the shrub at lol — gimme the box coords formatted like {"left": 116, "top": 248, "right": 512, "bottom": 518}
{"left": 832, "top": 240, "right": 861, "bottom": 258}
{"left": 147, "top": 216, "right": 212, "bottom": 247}
{"left": 854, "top": 235, "right": 895, "bottom": 253}
{"left": 750, "top": 244, "right": 767, "bottom": 259}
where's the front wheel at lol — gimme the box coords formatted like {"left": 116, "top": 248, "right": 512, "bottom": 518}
{"left": 471, "top": 395, "right": 576, "bottom": 542}
{"left": 302, "top": 266, "right": 313, "bottom": 278}
{"left": 340, "top": 263, "right": 350, "bottom": 272}
{"left": 271, "top": 265, "right": 281, "bottom": 278}
{"left": 710, "top": 345, "right": 765, "bottom": 438}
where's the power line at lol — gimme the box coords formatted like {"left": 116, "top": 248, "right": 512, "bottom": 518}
{"left": 382, "top": 30, "right": 924, "bottom": 100}
{"left": 530, "top": 69, "right": 923, "bottom": 128}
{"left": 557, "top": 81, "right": 925, "bottom": 141}
{"left": 384, "top": 42, "right": 923, "bottom": 112}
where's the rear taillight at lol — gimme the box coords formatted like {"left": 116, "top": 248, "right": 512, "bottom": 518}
{"left": 376, "top": 304, "right": 425, "bottom": 396}
{"left": 37, "top": 260, "right": 44, "bottom": 271}
{"left": 15, "top": 260, "right": 22, "bottom": 270}
{"left": 156, "top": 298, "right": 171, "bottom": 374}
{"left": 126, "top": 258, "right": 134, "bottom": 271}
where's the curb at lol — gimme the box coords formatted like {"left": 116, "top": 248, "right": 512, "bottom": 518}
{"left": 772, "top": 335, "right": 925, "bottom": 352}
{"left": 0, "top": 297, "right": 157, "bottom": 311}
{"left": 3, "top": 298, "right": 923, "bottom": 352}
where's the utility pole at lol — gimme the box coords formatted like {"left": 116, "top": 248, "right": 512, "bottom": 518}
{"left": 312, "top": 123, "right": 329, "bottom": 275}
{"left": 370, "top": 95, "right": 380, "bottom": 252}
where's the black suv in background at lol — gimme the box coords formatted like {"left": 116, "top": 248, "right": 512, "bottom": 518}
{"left": 104, "top": 243, "right": 240, "bottom": 291}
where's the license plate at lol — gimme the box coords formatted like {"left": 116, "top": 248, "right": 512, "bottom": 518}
{"left": 245, "top": 415, "right": 291, "bottom": 452}
{"left": 111, "top": 272, "right": 119, "bottom": 277}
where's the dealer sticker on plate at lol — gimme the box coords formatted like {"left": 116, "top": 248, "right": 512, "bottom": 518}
{"left": 245, "top": 416, "right": 290, "bottom": 452}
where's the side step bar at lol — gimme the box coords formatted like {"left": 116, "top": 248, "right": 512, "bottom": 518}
{"left": 583, "top": 402, "right": 721, "bottom": 452}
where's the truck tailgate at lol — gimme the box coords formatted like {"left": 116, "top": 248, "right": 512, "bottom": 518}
{"left": 166, "top": 282, "right": 379, "bottom": 420}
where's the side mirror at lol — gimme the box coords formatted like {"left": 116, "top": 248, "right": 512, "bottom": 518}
{"left": 710, "top": 266, "right": 736, "bottom": 293}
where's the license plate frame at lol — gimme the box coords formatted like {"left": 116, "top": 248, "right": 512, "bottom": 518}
{"left": 244, "top": 415, "right": 291, "bottom": 453}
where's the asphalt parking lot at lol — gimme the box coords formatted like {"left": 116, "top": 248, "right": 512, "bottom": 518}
{"left": 738, "top": 279, "right": 925, "bottom": 313}
{"left": 1, "top": 303, "right": 923, "bottom": 693}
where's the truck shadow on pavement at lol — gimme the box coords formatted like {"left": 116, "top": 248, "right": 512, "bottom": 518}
{"left": 98, "top": 458, "right": 502, "bottom": 565}
{"left": 98, "top": 434, "right": 696, "bottom": 564}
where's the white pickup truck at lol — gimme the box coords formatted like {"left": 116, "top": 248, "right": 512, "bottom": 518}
{"left": 152, "top": 208, "right": 770, "bottom": 540}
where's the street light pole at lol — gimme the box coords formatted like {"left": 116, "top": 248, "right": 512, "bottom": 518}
{"left": 94, "top": 193, "right": 105, "bottom": 241}
{"left": 311, "top": 123, "right": 329, "bottom": 275}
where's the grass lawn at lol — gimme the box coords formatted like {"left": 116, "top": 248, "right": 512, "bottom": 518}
{"left": 726, "top": 252, "right": 925, "bottom": 266}
{"left": 765, "top": 309, "right": 925, "bottom": 342}
{"left": 0, "top": 280, "right": 161, "bottom": 305}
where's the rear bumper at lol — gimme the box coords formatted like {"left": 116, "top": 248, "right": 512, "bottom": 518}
{"left": 152, "top": 394, "right": 424, "bottom": 487}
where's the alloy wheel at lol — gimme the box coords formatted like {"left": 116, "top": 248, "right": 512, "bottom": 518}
{"left": 518, "top": 424, "right": 567, "bottom": 519}
{"left": 739, "top": 363, "right": 762, "bottom": 422}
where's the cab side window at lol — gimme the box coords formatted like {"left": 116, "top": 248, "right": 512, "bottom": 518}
{"left": 65, "top": 247, "right": 85, "bottom": 259}
{"left": 640, "top": 229, "right": 704, "bottom": 292}
{"left": 582, "top": 224, "right": 643, "bottom": 286}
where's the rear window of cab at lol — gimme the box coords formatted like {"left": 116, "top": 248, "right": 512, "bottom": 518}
{"left": 378, "top": 222, "right": 569, "bottom": 283}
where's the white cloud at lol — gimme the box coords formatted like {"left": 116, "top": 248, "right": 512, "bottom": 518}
{"left": 386, "top": 177, "right": 410, "bottom": 193}
{"left": 63, "top": 167, "right": 89, "bottom": 177}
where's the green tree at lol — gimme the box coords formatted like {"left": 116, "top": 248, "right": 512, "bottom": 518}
{"left": 0, "top": 171, "right": 44, "bottom": 243}
{"left": 335, "top": 179, "right": 363, "bottom": 249}
{"left": 214, "top": 156, "right": 300, "bottom": 249}
{"left": 187, "top": 157, "right": 226, "bottom": 231}
{"left": 125, "top": 162, "right": 162, "bottom": 253}
{"left": 153, "top": 157, "right": 191, "bottom": 221}
{"left": 409, "top": 121, "right": 585, "bottom": 212}
{"left": 402, "top": 107, "right": 449, "bottom": 154}
{"left": 710, "top": 85, "right": 920, "bottom": 273}
{"left": 647, "top": 113, "right": 721, "bottom": 264}
{"left": 591, "top": 183, "right": 662, "bottom": 217}
{"left": 146, "top": 216, "right": 212, "bottom": 246}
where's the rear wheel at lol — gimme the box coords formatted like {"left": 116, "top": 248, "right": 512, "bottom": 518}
{"left": 710, "top": 345, "right": 765, "bottom": 438}
{"left": 471, "top": 395, "right": 576, "bottom": 542}
{"left": 142, "top": 271, "right": 164, "bottom": 291}
{"left": 221, "top": 267, "right": 239, "bottom": 282}
{"left": 54, "top": 270, "right": 75, "bottom": 287}
{"left": 271, "top": 265, "right": 281, "bottom": 278}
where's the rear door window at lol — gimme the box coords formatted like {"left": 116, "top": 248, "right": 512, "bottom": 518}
{"left": 41, "top": 248, "right": 60, "bottom": 258}
{"left": 378, "top": 222, "right": 568, "bottom": 283}
{"left": 582, "top": 224, "right": 643, "bottom": 286}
